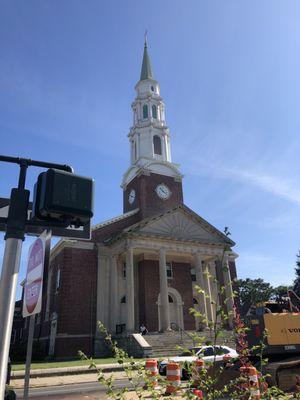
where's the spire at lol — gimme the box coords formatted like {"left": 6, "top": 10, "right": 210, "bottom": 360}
{"left": 140, "top": 32, "right": 154, "bottom": 81}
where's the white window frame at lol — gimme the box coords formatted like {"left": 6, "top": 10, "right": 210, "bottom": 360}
{"left": 166, "top": 262, "right": 173, "bottom": 279}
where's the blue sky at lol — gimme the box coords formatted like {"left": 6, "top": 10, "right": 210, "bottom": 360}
{"left": 0, "top": 1, "right": 299, "bottom": 299}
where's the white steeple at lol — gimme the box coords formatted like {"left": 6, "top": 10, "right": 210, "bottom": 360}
{"left": 121, "top": 39, "right": 182, "bottom": 189}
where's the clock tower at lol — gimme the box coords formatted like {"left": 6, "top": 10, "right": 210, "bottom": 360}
{"left": 122, "top": 39, "right": 183, "bottom": 218}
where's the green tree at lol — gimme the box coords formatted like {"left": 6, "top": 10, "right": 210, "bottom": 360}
{"left": 293, "top": 251, "right": 300, "bottom": 296}
{"left": 272, "top": 285, "right": 292, "bottom": 302}
{"left": 237, "top": 278, "right": 274, "bottom": 315}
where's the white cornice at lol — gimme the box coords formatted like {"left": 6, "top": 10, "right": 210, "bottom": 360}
{"left": 50, "top": 239, "right": 95, "bottom": 263}
{"left": 92, "top": 208, "right": 139, "bottom": 231}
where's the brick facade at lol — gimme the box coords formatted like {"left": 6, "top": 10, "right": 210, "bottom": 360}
{"left": 123, "top": 173, "right": 183, "bottom": 218}
{"left": 138, "top": 259, "right": 196, "bottom": 332}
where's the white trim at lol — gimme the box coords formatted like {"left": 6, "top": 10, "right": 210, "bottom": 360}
{"left": 50, "top": 239, "right": 95, "bottom": 261}
{"left": 92, "top": 208, "right": 139, "bottom": 231}
{"left": 56, "top": 333, "right": 94, "bottom": 338}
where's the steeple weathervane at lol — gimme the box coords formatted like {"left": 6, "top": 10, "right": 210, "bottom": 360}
{"left": 140, "top": 32, "right": 153, "bottom": 81}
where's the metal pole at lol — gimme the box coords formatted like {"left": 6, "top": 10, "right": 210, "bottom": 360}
{"left": 23, "top": 315, "right": 35, "bottom": 400}
{"left": 0, "top": 238, "right": 23, "bottom": 399}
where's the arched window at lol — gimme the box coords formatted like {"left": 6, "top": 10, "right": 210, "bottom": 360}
{"left": 168, "top": 295, "right": 174, "bottom": 303}
{"left": 143, "top": 104, "right": 148, "bottom": 119}
{"left": 121, "top": 296, "right": 126, "bottom": 303}
{"left": 153, "top": 135, "right": 162, "bottom": 155}
{"left": 134, "top": 141, "right": 137, "bottom": 161}
{"left": 152, "top": 105, "right": 157, "bottom": 119}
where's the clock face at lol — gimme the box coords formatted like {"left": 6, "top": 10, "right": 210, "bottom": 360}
{"left": 155, "top": 184, "right": 171, "bottom": 200}
{"left": 128, "top": 189, "right": 136, "bottom": 204}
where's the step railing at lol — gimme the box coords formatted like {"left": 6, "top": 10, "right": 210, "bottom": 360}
{"left": 170, "top": 322, "right": 196, "bottom": 347}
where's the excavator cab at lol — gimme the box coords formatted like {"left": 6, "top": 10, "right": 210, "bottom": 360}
{"left": 246, "top": 299, "right": 300, "bottom": 357}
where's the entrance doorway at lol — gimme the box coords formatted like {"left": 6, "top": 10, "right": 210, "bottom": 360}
{"left": 157, "top": 288, "right": 184, "bottom": 330}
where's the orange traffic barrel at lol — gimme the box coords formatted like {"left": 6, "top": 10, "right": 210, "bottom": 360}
{"left": 240, "top": 366, "right": 260, "bottom": 399}
{"left": 193, "top": 389, "right": 203, "bottom": 398}
{"left": 191, "top": 359, "right": 205, "bottom": 388}
{"left": 144, "top": 359, "right": 158, "bottom": 388}
{"left": 165, "top": 362, "right": 181, "bottom": 395}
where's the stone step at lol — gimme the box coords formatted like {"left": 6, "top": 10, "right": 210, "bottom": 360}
{"left": 143, "top": 330, "right": 235, "bottom": 358}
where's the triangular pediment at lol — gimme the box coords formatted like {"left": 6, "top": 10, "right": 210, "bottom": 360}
{"left": 124, "top": 205, "right": 234, "bottom": 246}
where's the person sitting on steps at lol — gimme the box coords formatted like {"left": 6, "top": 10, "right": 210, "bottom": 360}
{"left": 140, "top": 323, "right": 148, "bottom": 335}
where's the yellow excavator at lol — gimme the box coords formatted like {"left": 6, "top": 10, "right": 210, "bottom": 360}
{"left": 245, "top": 290, "right": 300, "bottom": 391}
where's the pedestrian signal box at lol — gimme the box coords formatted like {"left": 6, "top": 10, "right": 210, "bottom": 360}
{"left": 33, "top": 169, "right": 94, "bottom": 226}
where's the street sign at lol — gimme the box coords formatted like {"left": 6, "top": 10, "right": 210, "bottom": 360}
{"left": 0, "top": 197, "right": 90, "bottom": 239}
{"left": 23, "top": 231, "right": 49, "bottom": 317}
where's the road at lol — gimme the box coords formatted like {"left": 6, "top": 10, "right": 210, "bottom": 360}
{"left": 14, "top": 379, "right": 134, "bottom": 399}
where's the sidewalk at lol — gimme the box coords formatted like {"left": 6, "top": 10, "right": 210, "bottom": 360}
{"left": 11, "top": 361, "right": 133, "bottom": 380}
{"left": 11, "top": 370, "right": 127, "bottom": 389}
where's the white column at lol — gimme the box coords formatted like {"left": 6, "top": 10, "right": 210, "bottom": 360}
{"left": 159, "top": 249, "right": 170, "bottom": 331}
{"left": 96, "top": 254, "right": 110, "bottom": 330}
{"left": 209, "top": 260, "right": 218, "bottom": 319}
{"left": 110, "top": 256, "right": 118, "bottom": 333}
{"left": 203, "top": 261, "right": 214, "bottom": 324}
{"left": 223, "top": 253, "right": 235, "bottom": 329}
{"left": 126, "top": 248, "right": 135, "bottom": 332}
{"left": 194, "top": 254, "right": 208, "bottom": 329}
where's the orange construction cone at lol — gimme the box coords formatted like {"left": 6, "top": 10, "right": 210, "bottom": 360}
{"left": 223, "top": 354, "right": 232, "bottom": 362}
{"left": 144, "top": 359, "right": 158, "bottom": 388}
{"left": 192, "top": 389, "right": 203, "bottom": 398}
{"left": 191, "top": 359, "right": 205, "bottom": 388}
{"left": 240, "top": 366, "right": 261, "bottom": 399}
{"left": 165, "top": 362, "right": 181, "bottom": 395}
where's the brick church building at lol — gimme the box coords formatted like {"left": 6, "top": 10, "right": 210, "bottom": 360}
{"left": 33, "top": 41, "right": 238, "bottom": 359}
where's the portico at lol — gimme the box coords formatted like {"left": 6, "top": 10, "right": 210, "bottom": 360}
{"left": 95, "top": 205, "right": 237, "bottom": 335}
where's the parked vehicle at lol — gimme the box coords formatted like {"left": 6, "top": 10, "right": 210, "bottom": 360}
{"left": 159, "top": 345, "right": 238, "bottom": 379}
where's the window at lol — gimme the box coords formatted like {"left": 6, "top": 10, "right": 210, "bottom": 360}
{"left": 153, "top": 135, "right": 162, "bottom": 155}
{"left": 203, "top": 347, "right": 214, "bottom": 357}
{"left": 166, "top": 262, "right": 173, "bottom": 278}
{"left": 55, "top": 268, "right": 60, "bottom": 291}
{"left": 143, "top": 104, "right": 148, "bottom": 119}
{"left": 134, "top": 141, "right": 137, "bottom": 160}
{"left": 191, "top": 267, "right": 196, "bottom": 282}
{"left": 151, "top": 85, "right": 154, "bottom": 92}
{"left": 168, "top": 295, "right": 174, "bottom": 303}
{"left": 121, "top": 296, "right": 126, "bottom": 303}
{"left": 193, "top": 298, "right": 198, "bottom": 305}
{"left": 216, "top": 346, "right": 230, "bottom": 355}
{"left": 122, "top": 263, "right": 126, "bottom": 279}
{"left": 152, "top": 105, "right": 157, "bottom": 119}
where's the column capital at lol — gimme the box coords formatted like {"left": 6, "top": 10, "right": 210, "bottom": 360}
{"left": 159, "top": 248, "right": 166, "bottom": 256}
{"left": 194, "top": 253, "right": 205, "bottom": 264}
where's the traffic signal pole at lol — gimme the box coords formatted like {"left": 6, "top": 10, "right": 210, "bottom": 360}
{"left": 0, "top": 156, "right": 74, "bottom": 399}
{"left": 0, "top": 160, "right": 28, "bottom": 398}
{"left": 0, "top": 239, "right": 23, "bottom": 397}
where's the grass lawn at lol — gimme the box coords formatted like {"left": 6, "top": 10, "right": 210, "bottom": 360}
{"left": 12, "top": 357, "right": 142, "bottom": 371}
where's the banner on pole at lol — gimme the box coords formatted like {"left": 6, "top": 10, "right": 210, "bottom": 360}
{"left": 22, "top": 231, "right": 50, "bottom": 317}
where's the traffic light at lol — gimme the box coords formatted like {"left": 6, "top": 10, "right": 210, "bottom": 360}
{"left": 32, "top": 169, "right": 94, "bottom": 226}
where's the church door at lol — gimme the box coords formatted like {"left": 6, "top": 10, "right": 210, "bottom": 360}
{"left": 157, "top": 289, "right": 184, "bottom": 330}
